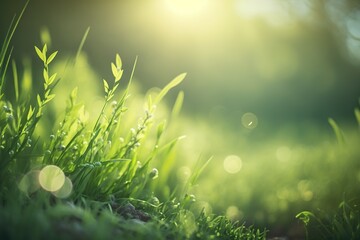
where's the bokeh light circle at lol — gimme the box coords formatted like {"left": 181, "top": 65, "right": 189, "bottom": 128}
{"left": 52, "top": 177, "right": 73, "bottom": 198}
{"left": 177, "top": 166, "right": 191, "bottom": 182}
{"left": 241, "top": 112, "right": 258, "bottom": 129}
{"left": 38, "top": 165, "right": 65, "bottom": 192}
{"left": 223, "top": 155, "right": 242, "bottom": 174}
{"left": 19, "top": 170, "right": 41, "bottom": 195}
{"left": 226, "top": 205, "right": 242, "bottom": 221}
{"left": 178, "top": 210, "right": 197, "bottom": 237}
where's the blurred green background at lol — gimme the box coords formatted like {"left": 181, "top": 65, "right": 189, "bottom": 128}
{"left": 1, "top": 0, "right": 360, "bottom": 237}
{"left": 2, "top": 0, "right": 359, "bottom": 127}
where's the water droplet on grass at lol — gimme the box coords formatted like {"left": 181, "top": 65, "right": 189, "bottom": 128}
{"left": 149, "top": 168, "right": 159, "bottom": 179}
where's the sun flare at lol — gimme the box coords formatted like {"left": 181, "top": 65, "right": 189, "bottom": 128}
{"left": 164, "top": 0, "right": 208, "bottom": 17}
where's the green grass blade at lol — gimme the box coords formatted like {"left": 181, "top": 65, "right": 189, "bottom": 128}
{"left": 75, "top": 27, "right": 90, "bottom": 66}
{"left": 171, "top": 90, "right": 184, "bottom": 119}
{"left": 0, "top": 0, "right": 29, "bottom": 97}
{"left": 0, "top": 0, "right": 29, "bottom": 67}
{"left": 355, "top": 108, "right": 360, "bottom": 127}
{"left": 328, "top": 118, "right": 345, "bottom": 146}
{"left": 154, "top": 73, "right": 186, "bottom": 104}
{"left": 0, "top": 47, "right": 13, "bottom": 97}
{"left": 11, "top": 60, "right": 19, "bottom": 101}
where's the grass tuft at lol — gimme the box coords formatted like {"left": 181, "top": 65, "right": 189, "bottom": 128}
{"left": 0, "top": 3, "right": 266, "bottom": 239}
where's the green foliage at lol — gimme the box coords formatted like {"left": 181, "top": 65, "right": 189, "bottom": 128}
{"left": 0, "top": 6, "right": 266, "bottom": 239}
{"left": 297, "top": 199, "right": 360, "bottom": 240}
{"left": 0, "top": 0, "right": 29, "bottom": 100}
{"left": 295, "top": 112, "right": 360, "bottom": 239}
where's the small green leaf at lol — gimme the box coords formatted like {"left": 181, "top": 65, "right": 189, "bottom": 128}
{"left": 116, "top": 54, "right": 122, "bottom": 69}
{"left": 113, "top": 83, "right": 120, "bottom": 92}
{"left": 48, "top": 73, "right": 57, "bottom": 85}
{"left": 111, "top": 63, "right": 117, "bottom": 79}
{"left": 47, "top": 51, "right": 58, "bottom": 65}
{"left": 42, "top": 44, "right": 47, "bottom": 57}
{"left": 103, "top": 79, "right": 109, "bottom": 94}
{"left": 44, "top": 89, "right": 50, "bottom": 98}
{"left": 35, "top": 46, "right": 44, "bottom": 62}
{"left": 44, "top": 94, "right": 55, "bottom": 103}
{"left": 27, "top": 105, "right": 34, "bottom": 120}
{"left": 37, "top": 94, "right": 42, "bottom": 107}
{"left": 36, "top": 108, "right": 42, "bottom": 117}
{"left": 296, "top": 211, "right": 315, "bottom": 225}
{"left": 115, "top": 70, "right": 123, "bottom": 82}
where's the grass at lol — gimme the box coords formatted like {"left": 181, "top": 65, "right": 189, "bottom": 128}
{"left": 0, "top": 3, "right": 266, "bottom": 240}
{"left": 295, "top": 119, "right": 360, "bottom": 240}
{"left": 2, "top": 2, "right": 360, "bottom": 239}
{"left": 297, "top": 198, "right": 360, "bottom": 240}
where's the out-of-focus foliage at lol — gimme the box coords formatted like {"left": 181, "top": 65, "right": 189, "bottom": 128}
{"left": 297, "top": 199, "right": 360, "bottom": 240}
{"left": 1, "top": 0, "right": 359, "bottom": 126}
{"left": 21, "top": 43, "right": 360, "bottom": 238}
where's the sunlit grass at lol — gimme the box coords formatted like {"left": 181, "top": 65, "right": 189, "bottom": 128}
{"left": 0, "top": 4, "right": 267, "bottom": 239}
{"left": 1, "top": 1, "right": 360, "bottom": 239}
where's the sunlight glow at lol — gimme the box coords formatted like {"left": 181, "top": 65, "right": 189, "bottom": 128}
{"left": 235, "top": 0, "right": 311, "bottom": 26}
{"left": 164, "top": 0, "right": 208, "bottom": 17}
{"left": 223, "top": 155, "right": 242, "bottom": 174}
{"left": 236, "top": 0, "right": 289, "bottom": 25}
{"left": 177, "top": 166, "right": 191, "bottom": 182}
{"left": 39, "top": 165, "right": 65, "bottom": 192}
